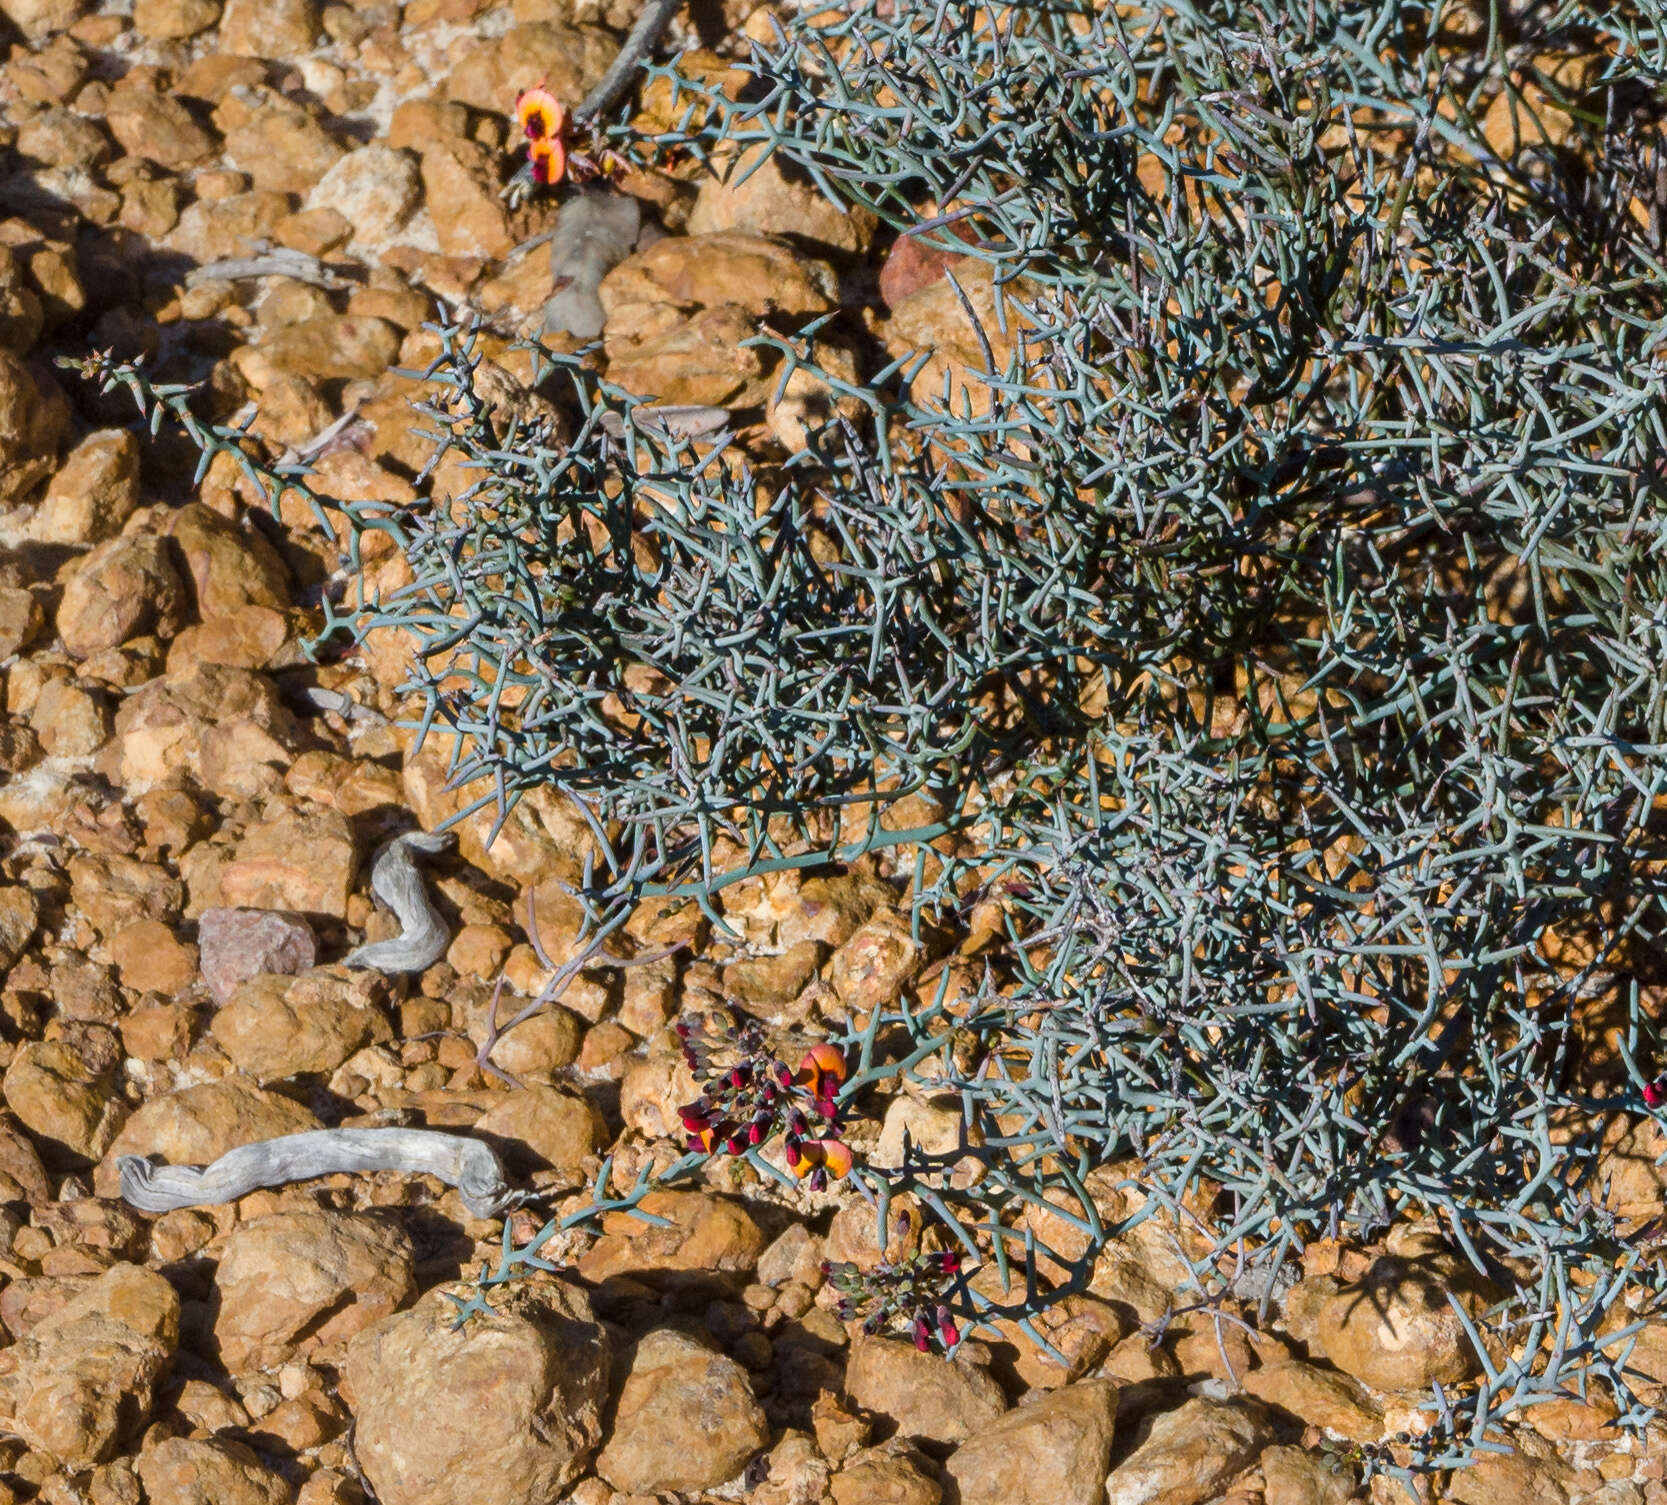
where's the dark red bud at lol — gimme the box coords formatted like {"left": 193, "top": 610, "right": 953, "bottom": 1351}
{"left": 775, "top": 1061, "right": 792, "bottom": 1087}
{"left": 748, "top": 1122, "right": 765, "bottom": 1145}
{"left": 724, "top": 1136, "right": 746, "bottom": 1156}
{"left": 912, "top": 1315, "right": 931, "bottom": 1352}
{"left": 1647, "top": 1076, "right": 1667, "bottom": 1110}
{"left": 809, "top": 1167, "right": 828, "bottom": 1192}
{"left": 938, "top": 1251, "right": 961, "bottom": 1275}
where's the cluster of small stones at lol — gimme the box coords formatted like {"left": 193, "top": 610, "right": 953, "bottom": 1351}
{"left": 0, "top": 0, "right": 1660, "bottom": 1502}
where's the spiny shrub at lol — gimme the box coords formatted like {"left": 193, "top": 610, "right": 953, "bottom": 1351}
{"left": 73, "top": 0, "right": 1667, "bottom": 1485}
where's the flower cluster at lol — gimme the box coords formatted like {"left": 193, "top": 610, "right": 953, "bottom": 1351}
{"left": 675, "top": 1014, "right": 853, "bottom": 1190}
{"left": 513, "top": 83, "right": 634, "bottom": 191}
{"left": 824, "top": 1244, "right": 967, "bottom": 1352}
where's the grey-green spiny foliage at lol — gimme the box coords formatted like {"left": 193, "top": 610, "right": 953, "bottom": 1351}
{"left": 69, "top": 0, "right": 1667, "bottom": 1487}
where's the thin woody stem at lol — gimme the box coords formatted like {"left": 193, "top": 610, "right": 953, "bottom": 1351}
{"left": 577, "top": 0, "right": 685, "bottom": 125}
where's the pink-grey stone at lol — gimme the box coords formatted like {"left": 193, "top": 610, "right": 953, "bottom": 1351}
{"left": 196, "top": 906, "right": 318, "bottom": 1005}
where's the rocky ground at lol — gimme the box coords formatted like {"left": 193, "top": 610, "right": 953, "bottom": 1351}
{"left": 0, "top": 0, "right": 1660, "bottom": 1503}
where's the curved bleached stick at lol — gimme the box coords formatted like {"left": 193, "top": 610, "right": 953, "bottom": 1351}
{"left": 343, "top": 830, "right": 454, "bottom": 975}
{"left": 117, "top": 1128, "right": 520, "bottom": 1219}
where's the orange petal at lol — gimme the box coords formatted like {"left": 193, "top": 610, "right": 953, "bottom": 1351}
{"left": 797, "top": 1042, "right": 848, "bottom": 1093}
{"left": 789, "top": 1139, "right": 853, "bottom": 1181}
{"left": 516, "top": 85, "right": 565, "bottom": 141}
{"left": 528, "top": 137, "right": 567, "bottom": 186}
{"left": 695, "top": 1126, "right": 716, "bottom": 1153}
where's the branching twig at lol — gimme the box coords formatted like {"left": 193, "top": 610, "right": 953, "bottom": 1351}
{"left": 473, "top": 890, "right": 687, "bottom": 1084}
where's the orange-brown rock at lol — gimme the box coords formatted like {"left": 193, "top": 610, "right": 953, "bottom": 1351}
{"left": 56, "top": 534, "right": 190, "bottom": 661}
{"left": 0, "top": 1264, "right": 179, "bottom": 1467}
{"left": 213, "top": 1208, "right": 414, "bottom": 1372}
{"left": 0, "top": 349, "right": 70, "bottom": 505}
{"left": 30, "top": 427, "right": 139, "bottom": 545}
{"left": 344, "top": 1277, "right": 610, "bottom": 1505}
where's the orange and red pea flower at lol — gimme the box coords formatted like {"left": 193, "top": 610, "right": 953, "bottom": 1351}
{"left": 798, "top": 1042, "right": 848, "bottom": 1095}
{"left": 527, "top": 137, "right": 566, "bottom": 186}
{"left": 515, "top": 84, "right": 568, "bottom": 186}
{"left": 516, "top": 84, "right": 564, "bottom": 141}
{"left": 787, "top": 1136, "right": 853, "bottom": 1191}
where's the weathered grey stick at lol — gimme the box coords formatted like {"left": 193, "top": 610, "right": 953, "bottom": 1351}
{"left": 284, "top": 407, "right": 373, "bottom": 465}
{"left": 184, "top": 243, "right": 352, "bottom": 290}
{"left": 299, "top": 685, "right": 391, "bottom": 728}
{"left": 343, "top": 831, "right": 455, "bottom": 974}
{"left": 575, "top": 0, "right": 684, "bottom": 125}
{"left": 598, "top": 404, "right": 732, "bottom": 441}
{"left": 118, "top": 1128, "right": 520, "bottom": 1218}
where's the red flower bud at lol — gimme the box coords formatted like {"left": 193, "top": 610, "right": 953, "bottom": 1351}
{"left": 912, "top": 1315, "right": 931, "bottom": 1352}
{"left": 1647, "top": 1075, "right": 1667, "bottom": 1110}
{"left": 936, "top": 1306, "right": 957, "bottom": 1345}
{"left": 938, "top": 1251, "right": 961, "bottom": 1276}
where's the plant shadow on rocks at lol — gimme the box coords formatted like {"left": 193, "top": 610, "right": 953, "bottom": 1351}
{"left": 62, "top": 0, "right": 1667, "bottom": 1481}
